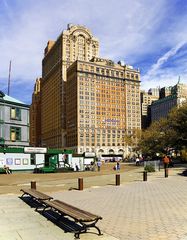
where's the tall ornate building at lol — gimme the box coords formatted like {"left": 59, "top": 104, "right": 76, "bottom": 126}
{"left": 41, "top": 24, "right": 99, "bottom": 148}
{"left": 66, "top": 58, "right": 141, "bottom": 156}
{"left": 31, "top": 24, "right": 141, "bottom": 157}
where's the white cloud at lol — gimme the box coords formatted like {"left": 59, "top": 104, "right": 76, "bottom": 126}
{"left": 141, "top": 38, "right": 187, "bottom": 91}
{"left": 142, "top": 41, "right": 187, "bottom": 81}
{"left": 141, "top": 72, "right": 187, "bottom": 91}
{"left": 0, "top": 0, "right": 187, "bottom": 102}
{"left": 0, "top": 0, "right": 166, "bottom": 80}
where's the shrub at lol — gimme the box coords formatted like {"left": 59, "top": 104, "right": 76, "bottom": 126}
{"left": 144, "top": 165, "right": 155, "bottom": 172}
{"left": 181, "top": 149, "right": 187, "bottom": 162}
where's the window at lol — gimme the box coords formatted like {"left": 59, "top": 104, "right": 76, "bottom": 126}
{"left": 10, "top": 127, "right": 21, "bottom": 141}
{"left": 91, "top": 66, "right": 94, "bottom": 72}
{"left": 10, "top": 107, "right": 21, "bottom": 120}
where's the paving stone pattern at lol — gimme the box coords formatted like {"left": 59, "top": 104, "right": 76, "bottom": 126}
{"left": 0, "top": 168, "right": 187, "bottom": 240}
{"left": 53, "top": 172, "right": 187, "bottom": 240}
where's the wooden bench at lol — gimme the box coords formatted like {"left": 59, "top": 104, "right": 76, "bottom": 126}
{"left": 42, "top": 199, "right": 102, "bottom": 239}
{"left": 20, "top": 188, "right": 53, "bottom": 210}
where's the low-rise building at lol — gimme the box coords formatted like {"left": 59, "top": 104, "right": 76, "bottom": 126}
{"left": 0, "top": 91, "right": 30, "bottom": 148}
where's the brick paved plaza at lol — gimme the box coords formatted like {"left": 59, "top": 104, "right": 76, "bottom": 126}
{"left": 0, "top": 165, "right": 187, "bottom": 240}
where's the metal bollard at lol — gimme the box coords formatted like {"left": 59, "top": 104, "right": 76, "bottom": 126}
{"left": 78, "top": 178, "right": 83, "bottom": 191}
{"left": 165, "top": 168, "right": 168, "bottom": 178}
{"left": 116, "top": 174, "right": 120, "bottom": 186}
{"left": 31, "top": 181, "right": 36, "bottom": 189}
{"left": 143, "top": 171, "right": 147, "bottom": 181}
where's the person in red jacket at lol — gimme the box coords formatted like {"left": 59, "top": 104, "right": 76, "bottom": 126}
{"left": 163, "top": 155, "right": 169, "bottom": 169}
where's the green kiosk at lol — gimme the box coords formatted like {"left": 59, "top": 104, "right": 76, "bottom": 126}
{"left": 0, "top": 147, "right": 73, "bottom": 173}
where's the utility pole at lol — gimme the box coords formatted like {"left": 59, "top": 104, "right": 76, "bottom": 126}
{"left": 8, "top": 60, "right": 11, "bottom": 96}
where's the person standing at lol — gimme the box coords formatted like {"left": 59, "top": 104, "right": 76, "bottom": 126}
{"left": 75, "top": 164, "right": 79, "bottom": 171}
{"left": 97, "top": 161, "right": 101, "bottom": 171}
{"left": 116, "top": 161, "right": 120, "bottom": 171}
{"left": 163, "top": 155, "right": 169, "bottom": 169}
{"left": 135, "top": 157, "right": 140, "bottom": 166}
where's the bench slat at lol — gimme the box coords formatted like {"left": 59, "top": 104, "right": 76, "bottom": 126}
{"left": 43, "top": 199, "right": 102, "bottom": 222}
{"left": 20, "top": 188, "right": 53, "bottom": 201}
{"left": 54, "top": 200, "right": 101, "bottom": 220}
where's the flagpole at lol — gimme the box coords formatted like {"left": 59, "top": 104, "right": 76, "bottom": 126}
{"left": 8, "top": 60, "right": 11, "bottom": 96}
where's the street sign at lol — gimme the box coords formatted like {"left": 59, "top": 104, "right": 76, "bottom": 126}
{"left": 24, "top": 147, "right": 47, "bottom": 153}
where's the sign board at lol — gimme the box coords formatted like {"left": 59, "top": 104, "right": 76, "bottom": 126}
{"left": 24, "top": 147, "right": 47, "bottom": 154}
{"left": 84, "top": 152, "right": 95, "bottom": 157}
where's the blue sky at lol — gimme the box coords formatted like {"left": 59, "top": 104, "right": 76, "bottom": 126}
{"left": 0, "top": 0, "right": 187, "bottom": 104}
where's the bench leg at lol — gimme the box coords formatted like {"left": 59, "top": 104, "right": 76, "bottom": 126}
{"left": 83, "top": 219, "right": 102, "bottom": 236}
{"left": 35, "top": 202, "right": 45, "bottom": 211}
{"left": 20, "top": 192, "right": 27, "bottom": 198}
{"left": 42, "top": 205, "right": 52, "bottom": 214}
{"left": 74, "top": 232, "right": 80, "bottom": 239}
{"left": 20, "top": 193, "right": 34, "bottom": 203}
{"left": 74, "top": 219, "right": 102, "bottom": 239}
{"left": 94, "top": 225, "right": 102, "bottom": 236}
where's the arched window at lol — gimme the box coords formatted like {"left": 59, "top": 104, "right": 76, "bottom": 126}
{"left": 109, "top": 149, "right": 114, "bottom": 154}
{"left": 98, "top": 149, "right": 104, "bottom": 153}
{"left": 118, "top": 149, "right": 124, "bottom": 154}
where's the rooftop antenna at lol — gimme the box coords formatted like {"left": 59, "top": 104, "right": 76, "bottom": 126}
{"left": 8, "top": 60, "right": 11, "bottom": 96}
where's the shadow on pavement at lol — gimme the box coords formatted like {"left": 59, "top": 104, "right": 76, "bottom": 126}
{"left": 19, "top": 195, "right": 99, "bottom": 238}
{"left": 19, "top": 196, "right": 80, "bottom": 233}
{"left": 68, "top": 187, "right": 79, "bottom": 191}
{"left": 178, "top": 169, "right": 187, "bottom": 177}
{"left": 19, "top": 196, "right": 43, "bottom": 209}
{"left": 40, "top": 209, "right": 83, "bottom": 233}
